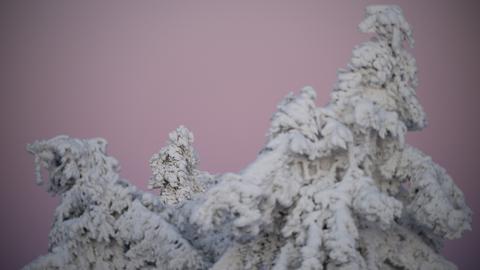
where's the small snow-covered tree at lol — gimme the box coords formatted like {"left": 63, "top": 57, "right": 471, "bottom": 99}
{"left": 149, "top": 126, "right": 205, "bottom": 205}
{"left": 25, "top": 5, "right": 471, "bottom": 270}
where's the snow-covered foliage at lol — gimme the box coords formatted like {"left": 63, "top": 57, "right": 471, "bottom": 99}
{"left": 149, "top": 126, "right": 206, "bottom": 205}
{"left": 25, "top": 136, "right": 207, "bottom": 269}
{"left": 25, "top": 5, "right": 471, "bottom": 270}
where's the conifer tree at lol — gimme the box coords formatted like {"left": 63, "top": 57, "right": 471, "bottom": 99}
{"left": 149, "top": 126, "right": 205, "bottom": 205}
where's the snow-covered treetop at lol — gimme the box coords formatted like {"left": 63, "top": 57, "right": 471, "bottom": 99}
{"left": 27, "top": 135, "right": 119, "bottom": 195}
{"left": 332, "top": 5, "right": 426, "bottom": 141}
{"left": 149, "top": 126, "right": 204, "bottom": 205}
{"left": 359, "top": 5, "right": 414, "bottom": 49}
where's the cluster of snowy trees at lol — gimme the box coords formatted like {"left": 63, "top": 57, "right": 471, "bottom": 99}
{"left": 25, "top": 5, "right": 471, "bottom": 270}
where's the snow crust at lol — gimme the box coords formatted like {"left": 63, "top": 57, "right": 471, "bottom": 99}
{"left": 25, "top": 5, "right": 471, "bottom": 270}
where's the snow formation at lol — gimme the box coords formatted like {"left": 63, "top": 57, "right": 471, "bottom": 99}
{"left": 25, "top": 5, "right": 471, "bottom": 270}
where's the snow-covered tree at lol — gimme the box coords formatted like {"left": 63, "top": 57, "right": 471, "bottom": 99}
{"left": 149, "top": 126, "right": 206, "bottom": 205}
{"left": 25, "top": 5, "right": 471, "bottom": 270}
{"left": 25, "top": 135, "right": 207, "bottom": 270}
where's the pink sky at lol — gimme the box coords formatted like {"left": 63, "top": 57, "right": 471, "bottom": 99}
{"left": 1, "top": 0, "right": 479, "bottom": 269}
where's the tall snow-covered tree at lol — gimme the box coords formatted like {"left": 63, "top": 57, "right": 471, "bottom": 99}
{"left": 25, "top": 5, "right": 471, "bottom": 270}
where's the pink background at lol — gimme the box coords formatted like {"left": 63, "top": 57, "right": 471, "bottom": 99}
{"left": 1, "top": 0, "right": 478, "bottom": 269}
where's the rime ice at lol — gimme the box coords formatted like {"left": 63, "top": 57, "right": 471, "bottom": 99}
{"left": 25, "top": 5, "right": 471, "bottom": 270}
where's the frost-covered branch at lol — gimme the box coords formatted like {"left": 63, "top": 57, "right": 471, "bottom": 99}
{"left": 396, "top": 146, "right": 472, "bottom": 239}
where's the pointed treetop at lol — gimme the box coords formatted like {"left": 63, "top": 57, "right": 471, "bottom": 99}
{"left": 149, "top": 125, "right": 204, "bottom": 205}
{"left": 168, "top": 125, "right": 195, "bottom": 149}
{"left": 359, "top": 5, "right": 414, "bottom": 49}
